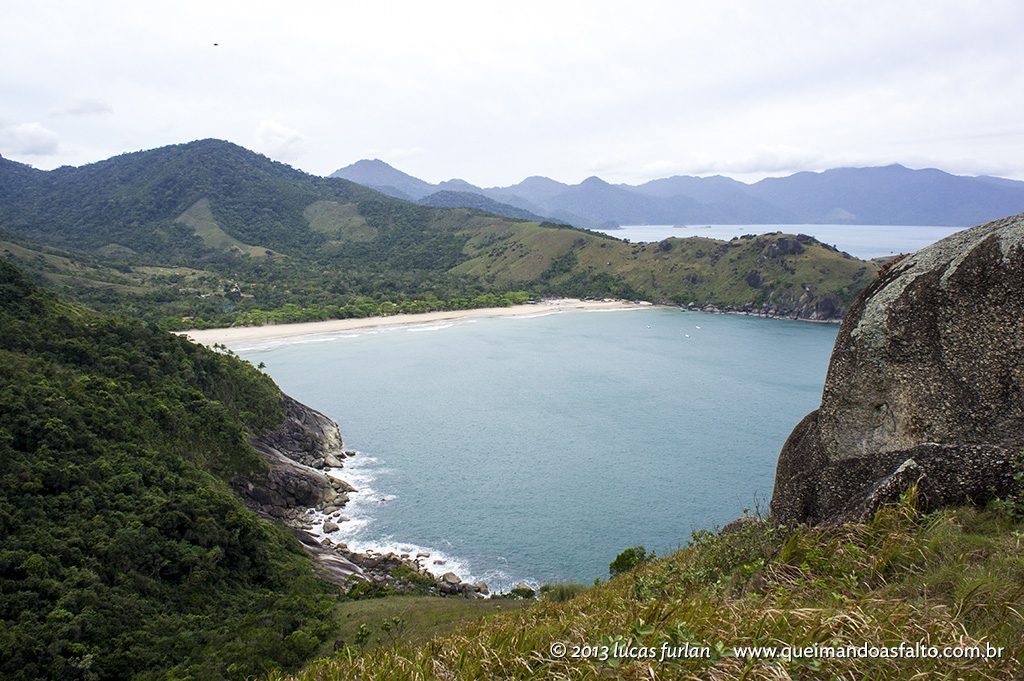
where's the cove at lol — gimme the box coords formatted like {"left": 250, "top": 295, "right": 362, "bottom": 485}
{"left": 237, "top": 307, "right": 838, "bottom": 590}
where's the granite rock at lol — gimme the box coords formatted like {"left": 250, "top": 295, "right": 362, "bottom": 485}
{"left": 772, "top": 214, "right": 1024, "bottom": 525}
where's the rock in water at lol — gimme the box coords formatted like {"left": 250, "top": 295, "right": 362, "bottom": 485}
{"left": 772, "top": 214, "right": 1024, "bottom": 525}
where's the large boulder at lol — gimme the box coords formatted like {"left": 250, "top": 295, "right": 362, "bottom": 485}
{"left": 772, "top": 214, "right": 1024, "bottom": 525}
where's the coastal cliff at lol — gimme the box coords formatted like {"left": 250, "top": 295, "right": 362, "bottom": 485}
{"left": 235, "top": 393, "right": 365, "bottom": 583}
{"left": 772, "top": 213, "right": 1024, "bottom": 525}
{"left": 237, "top": 393, "right": 476, "bottom": 594}
{"left": 239, "top": 393, "right": 351, "bottom": 519}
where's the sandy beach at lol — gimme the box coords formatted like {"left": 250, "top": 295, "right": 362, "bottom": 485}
{"left": 177, "top": 298, "right": 652, "bottom": 347}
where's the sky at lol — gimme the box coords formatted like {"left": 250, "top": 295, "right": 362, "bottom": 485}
{"left": 2, "top": 1, "right": 1023, "bottom": 186}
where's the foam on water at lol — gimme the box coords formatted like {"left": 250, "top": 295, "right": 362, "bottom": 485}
{"left": 510, "top": 311, "right": 561, "bottom": 320}
{"left": 407, "top": 323, "right": 455, "bottom": 332}
{"left": 308, "top": 452, "right": 533, "bottom": 592}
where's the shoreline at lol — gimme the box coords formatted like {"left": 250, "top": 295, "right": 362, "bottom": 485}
{"left": 177, "top": 298, "right": 653, "bottom": 346}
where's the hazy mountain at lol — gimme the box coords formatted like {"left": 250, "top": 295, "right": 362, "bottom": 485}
{"left": 331, "top": 159, "right": 1024, "bottom": 228}
{"left": 745, "top": 164, "right": 1024, "bottom": 225}
{"left": 436, "top": 178, "right": 483, "bottom": 193}
{"left": 329, "top": 161, "right": 575, "bottom": 222}
{"left": 330, "top": 158, "right": 435, "bottom": 199}
{"left": 418, "top": 190, "right": 549, "bottom": 222}
{"left": 493, "top": 175, "right": 572, "bottom": 203}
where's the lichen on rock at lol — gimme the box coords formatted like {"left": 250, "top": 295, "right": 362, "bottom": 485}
{"left": 772, "top": 213, "right": 1024, "bottom": 525}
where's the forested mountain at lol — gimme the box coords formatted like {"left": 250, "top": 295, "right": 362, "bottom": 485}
{"left": 0, "top": 139, "right": 874, "bottom": 326}
{"left": 0, "top": 259, "right": 340, "bottom": 679}
{"left": 332, "top": 158, "right": 1024, "bottom": 228}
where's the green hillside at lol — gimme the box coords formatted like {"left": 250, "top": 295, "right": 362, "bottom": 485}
{"left": 276, "top": 499, "right": 1024, "bottom": 680}
{"left": 0, "top": 141, "right": 874, "bottom": 328}
{"left": 0, "top": 259, "right": 338, "bottom": 680}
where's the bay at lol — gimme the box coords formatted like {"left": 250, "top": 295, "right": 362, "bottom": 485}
{"left": 237, "top": 308, "right": 838, "bottom": 590}
{"left": 600, "top": 223, "right": 964, "bottom": 259}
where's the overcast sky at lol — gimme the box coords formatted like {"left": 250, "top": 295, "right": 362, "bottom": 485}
{"left": 2, "top": 1, "right": 1023, "bottom": 186}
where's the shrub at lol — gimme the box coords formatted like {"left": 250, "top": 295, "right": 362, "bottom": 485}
{"left": 609, "top": 545, "right": 654, "bottom": 577}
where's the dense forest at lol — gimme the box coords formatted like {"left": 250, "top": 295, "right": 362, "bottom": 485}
{"left": 0, "top": 260, "right": 342, "bottom": 680}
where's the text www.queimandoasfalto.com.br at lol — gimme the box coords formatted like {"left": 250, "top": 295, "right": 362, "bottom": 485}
{"left": 548, "top": 640, "right": 1006, "bottom": 664}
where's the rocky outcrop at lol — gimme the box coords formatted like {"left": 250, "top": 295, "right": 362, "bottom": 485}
{"left": 236, "top": 393, "right": 352, "bottom": 519}
{"left": 772, "top": 214, "right": 1024, "bottom": 525}
{"left": 259, "top": 393, "right": 347, "bottom": 469}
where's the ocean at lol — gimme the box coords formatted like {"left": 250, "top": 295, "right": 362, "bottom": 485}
{"left": 237, "top": 307, "right": 838, "bottom": 591}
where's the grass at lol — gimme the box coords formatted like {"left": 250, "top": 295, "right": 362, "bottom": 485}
{"left": 454, "top": 224, "right": 873, "bottom": 311}
{"left": 305, "top": 200, "right": 377, "bottom": 242}
{"left": 273, "top": 496, "right": 1024, "bottom": 680}
{"left": 176, "top": 197, "right": 276, "bottom": 256}
{"left": 323, "top": 595, "right": 534, "bottom": 652}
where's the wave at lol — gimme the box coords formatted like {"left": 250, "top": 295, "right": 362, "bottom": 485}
{"left": 508, "top": 311, "right": 560, "bottom": 319}
{"left": 310, "top": 452, "right": 535, "bottom": 593}
{"left": 583, "top": 306, "right": 650, "bottom": 313}
{"left": 407, "top": 323, "right": 454, "bottom": 332}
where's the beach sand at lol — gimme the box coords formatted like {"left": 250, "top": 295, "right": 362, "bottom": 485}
{"left": 177, "top": 298, "right": 652, "bottom": 347}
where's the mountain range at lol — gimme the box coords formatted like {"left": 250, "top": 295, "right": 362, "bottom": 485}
{"left": 331, "top": 159, "right": 1024, "bottom": 229}
{"left": 0, "top": 139, "right": 873, "bottom": 325}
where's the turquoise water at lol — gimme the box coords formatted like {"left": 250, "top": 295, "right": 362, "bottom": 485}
{"left": 237, "top": 308, "right": 837, "bottom": 590}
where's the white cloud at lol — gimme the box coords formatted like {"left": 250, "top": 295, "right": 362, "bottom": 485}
{"left": 1, "top": 1, "right": 1022, "bottom": 180}
{"left": 0, "top": 122, "right": 59, "bottom": 156}
{"left": 256, "top": 120, "right": 304, "bottom": 161}
{"left": 684, "top": 147, "right": 828, "bottom": 176}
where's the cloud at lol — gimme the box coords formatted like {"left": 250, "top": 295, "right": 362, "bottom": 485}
{"left": 388, "top": 146, "right": 426, "bottom": 161}
{"left": 0, "top": 122, "right": 60, "bottom": 156}
{"left": 680, "top": 147, "right": 828, "bottom": 177}
{"left": 53, "top": 99, "right": 113, "bottom": 117}
{"left": 256, "top": 120, "right": 304, "bottom": 161}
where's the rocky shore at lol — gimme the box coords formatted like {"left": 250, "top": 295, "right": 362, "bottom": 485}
{"left": 236, "top": 392, "right": 490, "bottom": 597}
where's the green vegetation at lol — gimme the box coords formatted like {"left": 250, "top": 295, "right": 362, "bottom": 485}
{"left": 0, "top": 259, "right": 555, "bottom": 678}
{"left": 539, "top": 583, "right": 592, "bottom": 603}
{"left": 327, "top": 595, "right": 533, "bottom": 652}
{"left": 0, "top": 260, "right": 339, "bottom": 680}
{"left": 275, "top": 496, "right": 1023, "bottom": 679}
{"left": 609, "top": 545, "right": 655, "bottom": 577}
{"left": 0, "top": 141, "right": 873, "bottom": 330}
{"left": 175, "top": 198, "right": 277, "bottom": 257}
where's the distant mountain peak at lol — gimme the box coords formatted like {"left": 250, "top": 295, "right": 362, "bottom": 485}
{"left": 579, "top": 175, "right": 610, "bottom": 187}
{"left": 437, "top": 178, "right": 480, "bottom": 192}
{"left": 330, "top": 158, "right": 435, "bottom": 200}
{"left": 353, "top": 158, "right": 395, "bottom": 168}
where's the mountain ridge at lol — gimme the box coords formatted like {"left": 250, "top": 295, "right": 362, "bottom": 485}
{"left": 331, "top": 159, "right": 1024, "bottom": 228}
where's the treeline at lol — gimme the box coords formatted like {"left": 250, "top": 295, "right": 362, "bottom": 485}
{"left": 229, "top": 290, "right": 532, "bottom": 328}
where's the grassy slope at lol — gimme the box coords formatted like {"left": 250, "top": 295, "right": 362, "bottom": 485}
{"left": 176, "top": 198, "right": 277, "bottom": 257}
{"left": 328, "top": 596, "right": 533, "bottom": 651}
{"left": 456, "top": 222, "right": 872, "bottom": 311}
{"left": 279, "top": 499, "right": 1024, "bottom": 680}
